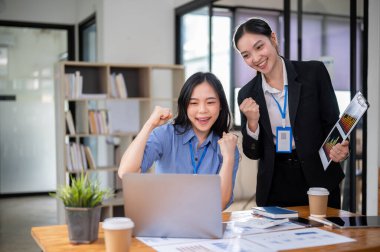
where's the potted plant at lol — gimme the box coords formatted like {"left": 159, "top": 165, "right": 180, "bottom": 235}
{"left": 50, "top": 173, "right": 113, "bottom": 244}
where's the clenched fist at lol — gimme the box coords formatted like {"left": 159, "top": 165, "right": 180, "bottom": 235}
{"left": 146, "top": 106, "right": 173, "bottom": 128}
{"left": 239, "top": 98, "right": 260, "bottom": 132}
{"left": 218, "top": 132, "right": 238, "bottom": 161}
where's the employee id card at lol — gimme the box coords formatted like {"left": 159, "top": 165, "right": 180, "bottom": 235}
{"left": 276, "top": 126, "right": 292, "bottom": 153}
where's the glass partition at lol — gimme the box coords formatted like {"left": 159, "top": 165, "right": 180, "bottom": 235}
{"left": 0, "top": 25, "right": 69, "bottom": 193}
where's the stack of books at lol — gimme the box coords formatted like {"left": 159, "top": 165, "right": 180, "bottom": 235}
{"left": 249, "top": 206, "right": 299, "bottom": 228}
{"left": 252, "top": 206, "right": 299, "bottom": 219}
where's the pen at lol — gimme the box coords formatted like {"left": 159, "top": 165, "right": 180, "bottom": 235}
{"left": 308, "top": 216, "right": 334, "bottom": 227}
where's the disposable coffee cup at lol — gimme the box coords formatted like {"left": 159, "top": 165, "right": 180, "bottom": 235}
{"left": 103, "top": 217, "right": 134, "bottom": 252}
{"left": 307, "top": 187, "right": 329, "bottom": 217}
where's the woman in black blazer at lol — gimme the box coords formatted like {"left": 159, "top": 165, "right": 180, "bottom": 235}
{"left": 234, "top": 18, "right": 349, "bottom": 208}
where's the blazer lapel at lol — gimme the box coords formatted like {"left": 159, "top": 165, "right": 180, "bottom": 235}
{"left": 284, "top": 59, "right": 301, "bottom": 127}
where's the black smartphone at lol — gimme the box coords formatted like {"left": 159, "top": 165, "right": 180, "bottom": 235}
{"left": 289, "top": 217, "right": 324, "bottom": 227}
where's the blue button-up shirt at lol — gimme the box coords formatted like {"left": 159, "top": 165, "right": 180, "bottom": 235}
{"left": 141, "top": 123, "right": 240, "bottom": 207}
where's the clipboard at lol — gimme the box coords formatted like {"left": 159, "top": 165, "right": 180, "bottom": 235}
{"left": 319, "top": 91, "right": 369, "bottom": 170}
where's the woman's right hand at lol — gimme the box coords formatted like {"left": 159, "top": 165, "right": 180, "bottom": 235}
{"left": 239, "top": 98, "right": 260, "bottom": 132}
{"left": 146, "top": 106, "right": 173, "bottom": 128}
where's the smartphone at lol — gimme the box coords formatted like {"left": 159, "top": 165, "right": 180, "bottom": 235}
{"left": 289, "top": 217, "right": 324, "bottom": 227}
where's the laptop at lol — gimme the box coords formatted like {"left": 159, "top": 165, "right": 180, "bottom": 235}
{"left": 122, "top": 173, "right": 223, "bottom": 238}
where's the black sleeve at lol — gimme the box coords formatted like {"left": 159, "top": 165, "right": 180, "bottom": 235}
{"left": 237, "top": 86, "right": 262, "bottom": 160}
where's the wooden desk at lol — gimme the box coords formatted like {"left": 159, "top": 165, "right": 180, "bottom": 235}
{"left": 32, "top": 206, "right": 380, "bottom": 252}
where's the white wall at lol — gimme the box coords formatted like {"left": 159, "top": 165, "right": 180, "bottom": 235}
{"left": 100, "top": 0, "right": 177, "bottom": 64}
{"left": 367, "top": 0, "right": 380, "bottom": 215}
{"left": 0, "top": 0, "right": 104, "bottom": 25}
{"left": 0, "top": 0, "right": 77, "bottom": 24}
{"left": 0, "top": 0, "right": 180, "bottom": 65}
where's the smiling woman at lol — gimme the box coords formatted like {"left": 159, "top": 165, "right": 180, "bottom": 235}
{"left": 184, "top": 82, "right": 221, "bottom": 145}
{"left": 234, "top": 18, "right": 347, "bottom": 209}
{"left": 118, "top": 72, "right": 240, "bottom": 210}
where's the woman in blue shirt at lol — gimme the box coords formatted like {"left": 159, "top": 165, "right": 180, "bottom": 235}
{"left": 118, "top": 72, "right": 240, "bottom": 209}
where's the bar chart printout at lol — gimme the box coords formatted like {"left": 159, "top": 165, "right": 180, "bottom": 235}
{"left": 319, "top": 91, "right": 369, "bottom": 169}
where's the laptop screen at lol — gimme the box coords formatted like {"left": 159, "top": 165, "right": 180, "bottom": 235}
{"left": 122, "top": 173, "right": 223, "bottom": 238}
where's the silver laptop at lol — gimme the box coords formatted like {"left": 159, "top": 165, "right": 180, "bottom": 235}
{"left": 122, "top": 173, "right": 223, "bottom": 238}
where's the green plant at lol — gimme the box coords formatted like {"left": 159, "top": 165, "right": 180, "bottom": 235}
{"left": 50, "top": 173, "right": 113, "bottom": 208}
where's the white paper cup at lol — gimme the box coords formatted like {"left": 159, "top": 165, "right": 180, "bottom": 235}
{"left": 103, "top": 217, "right": 134, "bottom": 252}
{"left": 307, "top": 187, "right": 329, "bottom": 217}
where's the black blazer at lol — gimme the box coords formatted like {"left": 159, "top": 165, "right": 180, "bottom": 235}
{"left": 237, "top": 58, "right": 345, "bottom": 206}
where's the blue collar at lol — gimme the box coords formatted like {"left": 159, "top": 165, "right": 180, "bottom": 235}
{"left": 181, "top": 126, "right": 218, "bottom": 152}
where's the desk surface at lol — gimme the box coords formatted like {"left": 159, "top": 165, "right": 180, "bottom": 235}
{"left": 31, "top": 206, "right": 380, "bottom": 252}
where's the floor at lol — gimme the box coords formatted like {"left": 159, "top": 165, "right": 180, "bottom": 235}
{"left": 0, "top": 195, "right": 252, "bottom": 251}
{"left": 0, "top": 195, "right": 58, "bottom": 252}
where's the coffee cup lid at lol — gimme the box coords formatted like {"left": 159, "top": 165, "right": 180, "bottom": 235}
{"left": 307, "top": 187, "right": 329, "bottom": 196}
{"left": 103, "top": 217, "right": 134, "bottom": 230}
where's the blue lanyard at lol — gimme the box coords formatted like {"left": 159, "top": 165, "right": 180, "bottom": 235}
{"left": 271, "top": 85, "right": 288, "bottom": 128}
{"left": 188, "top": 139, "right": 209, "bottom": 174}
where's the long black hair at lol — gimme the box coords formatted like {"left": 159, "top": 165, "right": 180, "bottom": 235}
{"left": 233, "top": 18, "right": 273, "bottom": 50}
{"left": 173, "top": 72, "right": 231, "bottom": 137}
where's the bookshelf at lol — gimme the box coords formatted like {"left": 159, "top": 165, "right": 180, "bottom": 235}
{"left": 55, "top": 61, "right": 184, "bottom": 223}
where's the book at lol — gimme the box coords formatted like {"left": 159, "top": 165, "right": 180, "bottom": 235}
{"left": 65, "top": 143, "right": 73, "bottom": 172}
{"left": 88, "top": 110, "right": 98, "bottom": 134}
{"left": 248, "top": 215, "right": 289, "bottom": 229}
{"left": 65, "top": 110, "right": 76, "bottom": 135}
{"left": 115, "top": 73, "right": 128, "bottom": 98}
{"left": 75, "top": 71, "right": 83, "bottom": 98}
{"left": 84, "top": 146, "right": 96, "bottom": 170}
{"left": 80, "top": 145, "right": 88, "bottom": 171}
{"left": 252, "top": 206, "right": 298, "bottom": 219}
{"left": 109, "top": 73, "right": 118, "bottom": 98}
{"left": 64, "top": 73, "right": 75, "bottom": 98}
{"left": 80, "top": 93, "right": 107, "bottom": 99}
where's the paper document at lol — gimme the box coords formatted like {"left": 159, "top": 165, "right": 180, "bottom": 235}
{"left": 137, "top": 237, "right": 204, "bottom": 247}
{"left": 138, "top": 210, "right": 303, "bottom": 249}
{"left": 319, "top": 91, "right": 369, "bottom": 169}
{"left": 137, "top": 210, "right": 356, "bottom": 251}
{"left": 223, "top": 219, "right": 301, "bottom": 239}
{"left": 244, "top": 227, "right": 355, "bottom": 250}
{"left": 222, "top": 210, "right": 302, "bottom": 238}
{"left": 151, "top": 238, "right": 274, "bottom": 252}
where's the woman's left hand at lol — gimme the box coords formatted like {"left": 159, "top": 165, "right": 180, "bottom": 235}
{"left": 329, "top": 140, "right": 350, "bottom": 162}
{"left": 218, "top": 132, "right": 238, "bottom": 160}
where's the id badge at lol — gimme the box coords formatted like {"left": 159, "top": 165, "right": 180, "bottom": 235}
{"left": 276, "top": 127, "right": 292, "bottom": 153}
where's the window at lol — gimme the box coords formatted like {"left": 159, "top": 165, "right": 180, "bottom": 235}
{"left": 180, "top": 6, "right": 210, "bottom": 77}
{"left": 79, "top": 14, "right": 97, "bottom": 62}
